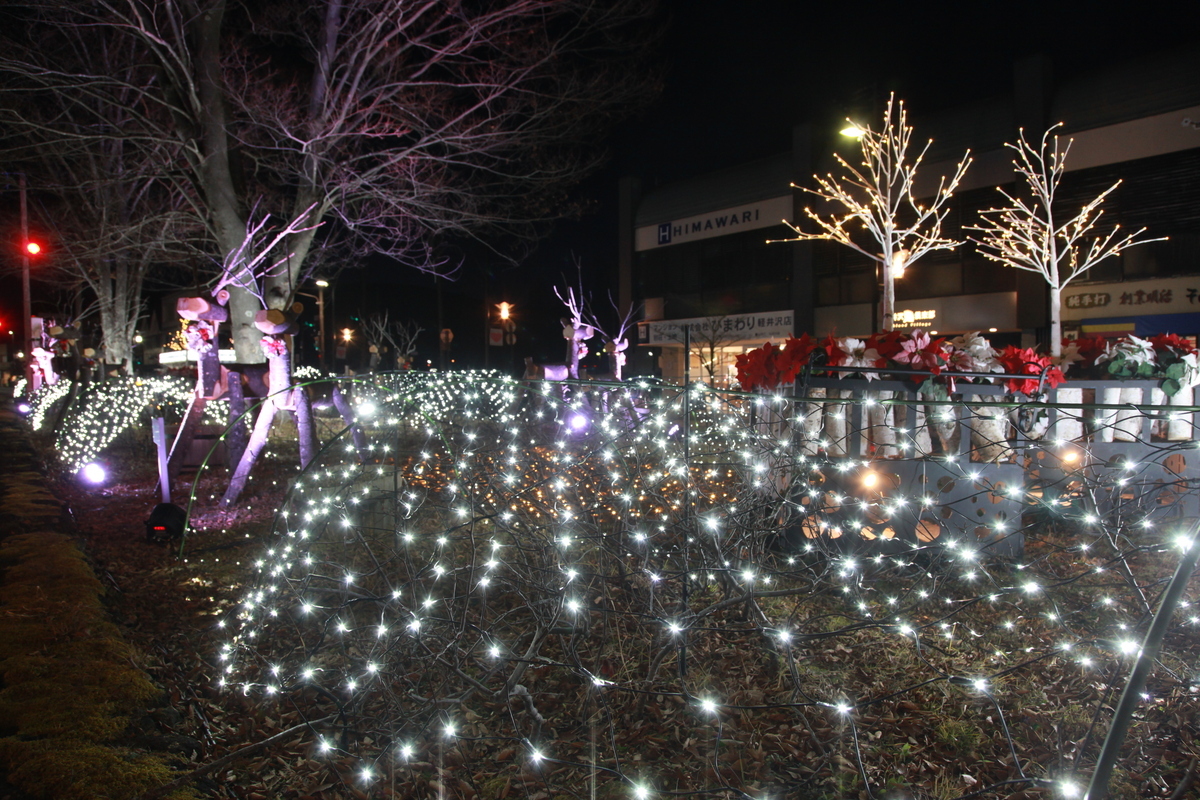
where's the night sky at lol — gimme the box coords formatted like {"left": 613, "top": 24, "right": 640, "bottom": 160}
{"left": 3, "top": 1, "right": 1195, "bottom": 370}
{"left": 507, "top": 0, "right": 1196, "bottom": 363}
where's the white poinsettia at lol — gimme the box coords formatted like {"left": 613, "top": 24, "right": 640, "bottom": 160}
{"left": 1055, "top": 340, "right": 1084, "bottom": 375}
{"left": 837, "top": 337, "right": 880, "bottom": 380}
{"left": 946, "top": 332, "right": 1001, "bottom": 374}
{"left": 1102, "top": 335, "right": 1156, "bottom": 367}
{"left": 1180, "top": 351, "right": 1200, "bottom": 388}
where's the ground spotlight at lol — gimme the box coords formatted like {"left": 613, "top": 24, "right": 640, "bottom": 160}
{"left": 146, "top": 502, "right": 187, "bottom": 543}
{"left": 80, "top": 461, "right": 108, "bottom": 485}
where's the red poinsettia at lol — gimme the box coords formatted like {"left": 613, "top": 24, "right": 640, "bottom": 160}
{"left": 735, "top": 335, "right": 821, "bottom": 391}
{"left": 782, "top": 333, "right": 820, "bottom": 368}
{"left": 1148, "top": 333, "right": 1198, "bottom": 355}
{"left": 864, "top": 330, "right": 906, "bottom": 367}
{"left": 735, "top": 347, "right": 768, "bottom": 390}
{"left": 821, "top": 334, "right": 848, "bottom": 369}
{"left": 995, "top": 345, "right": 1065, "bottom": 396}
{"left": 1063, "top": 336, "right": 1108, "bottom": 369}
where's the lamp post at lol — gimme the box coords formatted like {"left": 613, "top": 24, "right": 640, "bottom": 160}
{"left": 315, "top": 279, "right": 329, "bottom": 372}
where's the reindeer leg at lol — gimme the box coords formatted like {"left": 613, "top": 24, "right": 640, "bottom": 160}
{"left": 221, "top": 398, "right": 277, "bottom": 507}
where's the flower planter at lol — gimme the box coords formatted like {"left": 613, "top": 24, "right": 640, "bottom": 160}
{"left": 735, "top": 332, "right": 1200, "bottom": 558}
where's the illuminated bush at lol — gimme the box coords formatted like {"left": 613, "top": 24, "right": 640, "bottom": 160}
{"left": 216, "top": 373, "right": 1200, "bottom": 798}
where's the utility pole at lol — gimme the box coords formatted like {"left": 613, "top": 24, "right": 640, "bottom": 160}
{"left": 19, "top": 174, "right": 32, "bottom": 383}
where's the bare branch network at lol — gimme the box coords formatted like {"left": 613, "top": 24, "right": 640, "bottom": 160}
{"left": 2, "top": 0, "right": 660, "bottom": 359}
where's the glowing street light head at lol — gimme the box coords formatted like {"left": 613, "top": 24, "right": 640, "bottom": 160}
{"left": 840, "top": 123, "right": 866, "bottom": 139}
{"left": 25, "top": 241, "right": 41, "bottom": 256}
{"left": 342, "top": 328, "right": 354, "bottom": 343}
{"left": 315, "top": 279, "right": 330, "bottom": 288}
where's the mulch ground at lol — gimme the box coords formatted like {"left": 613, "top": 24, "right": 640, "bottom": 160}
{"left": 49, "top": 438, "right": 359, "bottom": 800}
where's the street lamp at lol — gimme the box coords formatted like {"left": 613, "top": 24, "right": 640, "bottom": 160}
{"left": 495, "top": 301, "right": 516, "bottom": 373}
{"left": 295, "top": 279, "right": 330, "bottom": 371}
{"left": 315, "top": 280, "right": 329, "bottom": 372}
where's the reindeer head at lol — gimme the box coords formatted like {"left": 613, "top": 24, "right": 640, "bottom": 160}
{"left": 604, "top": 337, "right": 629, "bottom": 368}
{"left": 177, "top": 289, "right": 232, "bottom": 322}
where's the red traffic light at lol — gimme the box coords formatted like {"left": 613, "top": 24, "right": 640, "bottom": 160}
{"left": 25, "top": 241, "right": 41, "bottom": 256}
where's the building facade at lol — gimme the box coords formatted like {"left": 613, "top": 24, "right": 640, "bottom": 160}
{"left": 619, "top": 46, "right": 1200, "bottom": 383}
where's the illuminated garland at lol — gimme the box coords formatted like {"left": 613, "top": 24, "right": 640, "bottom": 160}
{"left": 45, "top": 376, "right": 224, "bottom": 472}
{"left": 28, "top": 379, "right": 74, "bottom": 432}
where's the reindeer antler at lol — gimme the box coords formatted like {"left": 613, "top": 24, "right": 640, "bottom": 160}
{"left": 213, "top": 203, "right": 321, "bottom": 304}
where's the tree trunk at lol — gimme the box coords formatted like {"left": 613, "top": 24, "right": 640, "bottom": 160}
{"left": 225, "top": 370, "right": 248, "bottom": 466}
{"left": 227, "top": 287, "right": 263, "bottom": 362}
{"left": 1048, "top": 283, "right": 1062, "bottom": 358}
{"left": 294, "top": 380, "right": 316, "bottom": 469}
{"left": 188, "top": 0, "right": 260, "bottom": 362}
{"left": 880, "top": 260, "right": 894, "bottom": 332}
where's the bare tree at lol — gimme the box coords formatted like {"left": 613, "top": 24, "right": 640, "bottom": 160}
{"left": 216, "top": 209, "right": 321, "bottom": 507}
{"left": 968, "top": 126, "right": 1164, "bottom": 356}
{"left": 0, "top": 18, "right": 204, "bottom": 372}
{"left": 2, "top": 0, "right": 659, "bottom": 361}
{"left": 779, "top": 94, "right": 971, "bottom": 331}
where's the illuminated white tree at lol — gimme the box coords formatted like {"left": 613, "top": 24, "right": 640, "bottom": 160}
{"left": 968, "top": 126, "right": 1164, "bottom": 356}
{"left": 781, "top": 94, "right": 971, "bottom": 331}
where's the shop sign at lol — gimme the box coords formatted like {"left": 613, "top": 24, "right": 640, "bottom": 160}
{"left": 1063, "top": 276, "right": 1200, "bottom": 320}
{"left": 640, "top": 310, "right": 794, "bottom": 345}
{"left": 894, "top": 309, "right": 936, "bottom": 327}
{"left": 635, "top": 196, "right": 792, "bottom": 251}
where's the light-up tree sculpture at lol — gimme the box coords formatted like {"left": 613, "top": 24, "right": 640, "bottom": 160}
{"left": 781, "top": 95, "right": 971, "bottom": 331}
{"left": 968, "top": 126, "right": 1163, "bottom": 357}
{"left": 362, "top": 312, "right": 424, "bottom": 372}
